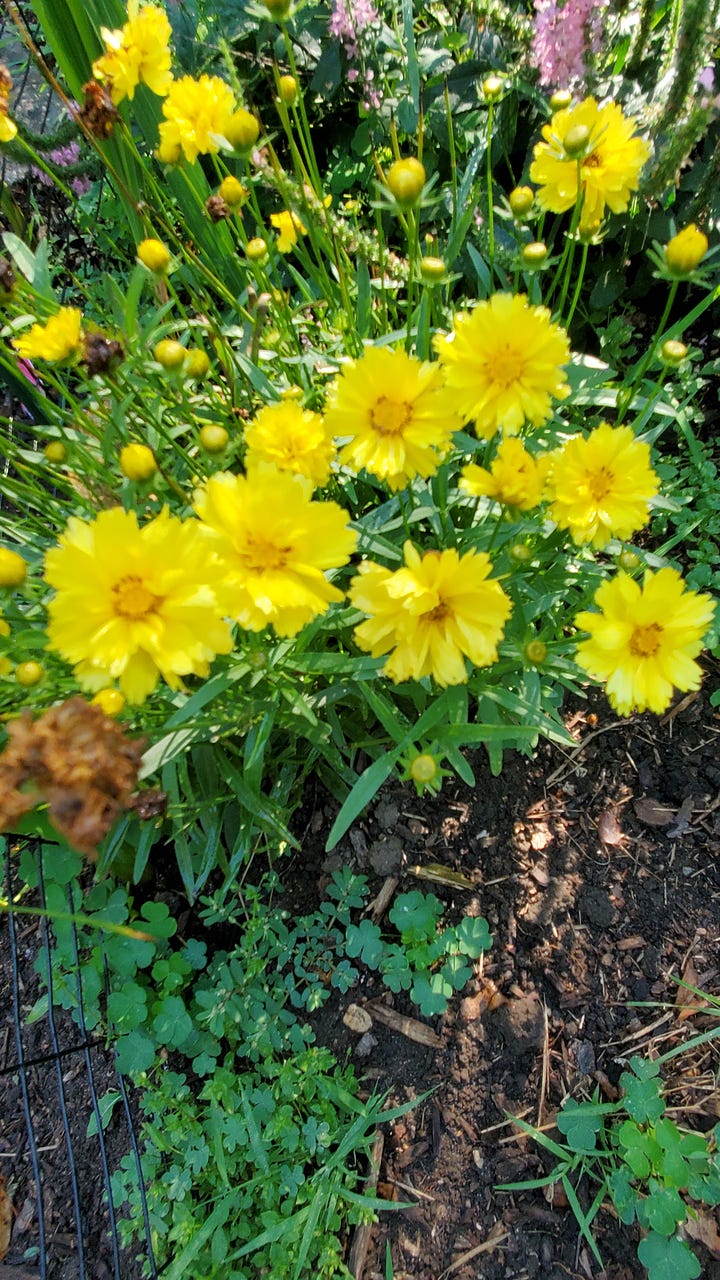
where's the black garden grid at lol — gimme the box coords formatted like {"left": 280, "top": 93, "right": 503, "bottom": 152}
{"left": 2, "top": 843, "right": 158, "bottom": 1279}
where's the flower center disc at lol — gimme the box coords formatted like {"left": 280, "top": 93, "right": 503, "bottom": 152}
{"left": 370, "top": 396, "right": 412, "bottom": 436}
{"left": 629, "top": 622, "right": 662, "bottom": 657}
{"left": 588, "top": 466, "right": 614, "bottom": 502}
{"left": 243, "top": 535, "right": 291, "bottom": 573}
{"left": 113, "top": 575, "right": 161, "bottom": 620}
{"left": 489, "top": 345, "right": 523, "bottom": 390}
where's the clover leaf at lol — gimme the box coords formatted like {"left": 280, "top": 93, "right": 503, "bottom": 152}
{"left": 389, "top": 891, "right": 443, "bottom": 943}
{"left": 345, "top": 919, "right": 384, "bottom": 968}
{"left": 453, "top": 915, "right": 493, "bottom": 957}
{"left": 636, "top": 1179, "right": 687, "bottom": 1235}
{"left": 556, "top": 1099, "right": 601, "bottom": 1153}
{"left": 608, "top": 1168, "right": 637, "bottom": 1225}
{"left": 620, "top": 1057, "right": 665, "bottom": 1124}
{"left": 410, "top": 972, "right": 451, "bottom": 1016}
{"left": 637, "top": 1232, "right": 700, "bottom": 1280}
{"left": 380, "top": 945, "right": 412, "bottom": 992}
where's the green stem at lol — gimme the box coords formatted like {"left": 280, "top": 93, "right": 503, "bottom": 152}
{"left": 616, "top": 281, "right": 679, "bottom": 422}
{"left": 563, "top": 241, "right": 589, "bottom": 330}
{"left": 486, "top": 102, "right": 495, "bottom": 282}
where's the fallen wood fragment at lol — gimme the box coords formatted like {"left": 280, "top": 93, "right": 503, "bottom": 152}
{"left": 367, "top": 1001, "right": 443, "bottom": 1048}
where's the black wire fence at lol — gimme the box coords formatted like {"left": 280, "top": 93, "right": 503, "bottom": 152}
{"left": 2, "top": 843, "right": 157, "bottom": 1278}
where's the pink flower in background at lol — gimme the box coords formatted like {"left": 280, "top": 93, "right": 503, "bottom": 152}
{"left": 328, "top": 0, "right": 381, "bottom": 107}
{"left": 329, "top": 0, "right": 378, "bottom": 58}
{"left": 532, "top": 0, "right": 606, "bottom": 88}
{"left": 32, "top": 140, "right": 92, "bottom": 197}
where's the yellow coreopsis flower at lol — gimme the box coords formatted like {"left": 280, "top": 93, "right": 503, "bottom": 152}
{"left": 529, "top": 98, "right": 650, "bottom": 230}
{"left": 244, "top": 401, "right": 336, "bottom": 488}
{"left": 349, "top": 541, "right": 512, "bottom": 686}
{"left": 547, "top": 423, "right": 658, "bottom": 549}
{"left": 460, "top": 438, "right": 549, "bottom": 511}
{"left": 575, "top": 569, "right": 715, "bottom": 715}
{"left": 158, "top": 75, "right": 236, "bottom": 164}
{"left": 324, "top": 346, "right": 462, "bottom": 491}
{"left": 193, "top": 465, "right": 357, "bottom": 636}
{"left": 0, "top": 110, "right": 17, "bottom": 143}
{"left": 44, "top": 507, "right": 234, "bottom": 704}
{"left": 434, "top": 294, "right": 570, "bottom": 439}
{"left": 93, "top": 2, "right": 172, "bottom": 105}
{"left": 270, "top": 209, "right": 307, "bottom": 252}
{"left": 12, "top": 308, "right": 84, "bottom": 363}
{"left": 664, "top": 224, "right": 709, "bottom": 277}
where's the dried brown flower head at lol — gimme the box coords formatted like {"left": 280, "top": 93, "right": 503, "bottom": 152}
{"left": 0, "top": 697, "right": 145, "bottom": 858}
{"left": 83, "top": 333, "right": 124, "bottom": 377}
{"left": 78, "top": 80, "right": 120, "bottom": 139}
{"left": 205, "top": 194, "right": 229, "bottom": 222}
{"left": 0, "top": 257, "right": 16, "bottom": 298}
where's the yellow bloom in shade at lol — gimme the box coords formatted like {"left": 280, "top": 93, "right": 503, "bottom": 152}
{"left": 349, "top": 541, "right": 511, "bottom": 686}
{"left": 575, "top": 569, "right": 715, "bottom": 715}
{"left": 434, "top": 294, "right": 570, "bottom": 439}
{"left": 460, "top": 438, "right": 549, "bottom": 511}
{"left": 270, "top": 209, "right": 306, "bottom": 252}
{"left": 93, "top": 2, "right": 172, "bottom": 104}
{"left": 193, "top": 465, "right": 357, "bottom": 637}
{"left": 44, "top": 508, "right": 233, "bottom": 704}
{"left": 529, "top": 98, "right": 650, "bottom": 231}
{"left": 158, "top": 75, "right": 236, "bottom": 164}
{"left": 324, "top": 346, "right": 462, "bottom": 491}
{"left": 12, "top": 308, "right": 84, "bottom": 363}
{"left": 547, "top": 423, "right": 658, "bottom": 549}
{"left": 0, "top": 111, "right": 17, "bottom": 143}
{"left": 244, "top": 401, "right": 336, "bottom": 488}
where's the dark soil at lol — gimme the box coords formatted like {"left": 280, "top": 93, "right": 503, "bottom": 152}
{"left": 290, "top": 667, "right": 720, "bottom": 1280}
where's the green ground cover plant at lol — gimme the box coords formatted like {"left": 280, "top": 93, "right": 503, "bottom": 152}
{"left": 0, "top": 0, "right": 719, "bottom": 1274}
{"left": 501, "top": 1012, "right": 720, "bottom": 1280}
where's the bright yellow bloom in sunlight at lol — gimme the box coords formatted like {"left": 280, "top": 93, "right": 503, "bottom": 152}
{"left": 575, "top": 569, "right": 714, "bottom": 715}
{"left": 44, "top": 508, "right": 233, "bottom": 704}
{"left": 349, "top": 541, "right": 511, "bottom": 686}
{"left": 244, "top": 401, "right": 336, "bottom": 488}
{"left": 323, "top": 347, "right": 462, "bottom": 491}
{"left": 270, "top": 209, "right": 307, "bottom": 252}
{"left": 529, "top": 98, "right": 650, "bottom": 231}
{"left": 93, "top": 2, "right": 172, "bottom": 105}
{"left": 434, "top": 294, "right": 570, "bottom": 439}
{"left": 664, "top": 224, "right": 709, "bottom": 276}
{"left": 158, "top": 75, "right": 236, "bottom": 164}
{"left": 547, "top": 423, "right": 658, "bottom": 549}
{"left": 12, "top": 308, "right": 84, "bottom": 363}
{"left": 460, "top": 438, "right": 549, "bottom": 511}
{"left": 193, "top": 465, "right": 357, "bottom": 636}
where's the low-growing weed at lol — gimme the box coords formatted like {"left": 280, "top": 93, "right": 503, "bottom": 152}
{"left": 501, "top": 1045, "right": 720, "bottom": 1280}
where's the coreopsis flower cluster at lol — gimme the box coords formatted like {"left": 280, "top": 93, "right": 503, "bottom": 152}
{"left": 12, "top": 307, "right": 84, "bottom": 363}
{"left": 433, "top": 294, "right": 571, "bottom": 437}
{"left": 530, "top": 98, "right": 651, "bottom": 231}
{"left": 349, "top": 543, "right": 512, "bottom": 686}
{"left": 575, "top": 570, "right": 715, "bottom": 715}
{"left": 324, "top": 347, "right": 462, "bottom": 491}
{"left": 93, "top": 1, "right": 172, "bottom": 104}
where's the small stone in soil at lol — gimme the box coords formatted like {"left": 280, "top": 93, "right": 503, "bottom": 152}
{"left": 494, "top": 995, "right": 545, "bottom": 1055}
